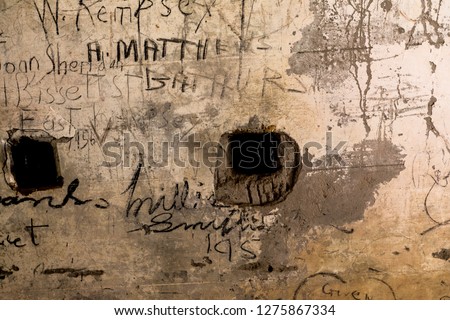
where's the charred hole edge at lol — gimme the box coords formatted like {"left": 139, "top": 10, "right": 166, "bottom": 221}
{"left": 213, "top": 129, "right": 301, "bottom": 207}
{"left": 3, "top": 130, "right": 64, "bottom": 195}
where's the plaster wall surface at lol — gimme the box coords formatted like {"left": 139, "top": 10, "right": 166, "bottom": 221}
{"left": 0, "top": 0, "right": 449, "bottom": 299}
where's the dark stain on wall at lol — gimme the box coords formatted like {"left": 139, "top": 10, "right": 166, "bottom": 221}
{"left": 432, "top": 249, "right": 450, "bottom": 261}
{"left": 255, "top": 139, "right": 405, "bottom": 270}
{"left": 0, "top": 265, "right": 19, "bottom": 281}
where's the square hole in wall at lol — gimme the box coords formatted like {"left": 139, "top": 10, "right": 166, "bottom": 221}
{"left": 228, "top": 132, "right": 281, "bottom": 175}
{"left": 215, "top": 130, "right": 301, "bottom": 206}
{"left": 10, "top": 136, "right": 63, "bottom": 194}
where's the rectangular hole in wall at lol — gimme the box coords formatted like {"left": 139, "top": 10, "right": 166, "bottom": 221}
{"left": 9, "top": 136, "right": 63, "bottom": 195}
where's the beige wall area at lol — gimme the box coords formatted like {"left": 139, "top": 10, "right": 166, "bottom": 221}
{"left": 1, "top": 0, "right": 450, "bottom": 299}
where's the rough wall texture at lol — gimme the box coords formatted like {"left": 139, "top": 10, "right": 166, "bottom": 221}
{"left": 1, "top": 0, "right": 450, "bottom": 299}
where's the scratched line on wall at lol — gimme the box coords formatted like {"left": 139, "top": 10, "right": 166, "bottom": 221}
{"left": 0, "top": 0, "right": 449, "bottom": 299}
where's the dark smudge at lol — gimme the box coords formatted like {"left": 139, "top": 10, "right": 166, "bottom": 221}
{"left": 0, "top": 265, "right": 19, "bottom": 280}
{"left": 257, "top": 140, "right": 405, "bottom": 270}
{"left": 432, "top": 249, "right": 450, "bottom": 261}
{"left": 42, "top": 268, "right": 104, "bottom": 279}
{"left": 380, "top": 0, "right": 392, "bottom": 12}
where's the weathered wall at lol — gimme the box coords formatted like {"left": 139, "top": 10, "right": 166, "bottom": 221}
{"left": 1, "top": 0, "right": 450, "bottom": 299}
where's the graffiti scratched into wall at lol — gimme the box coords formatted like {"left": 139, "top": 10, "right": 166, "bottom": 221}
{"left": 1, "top": 0, "right": 450, "bottom": 299}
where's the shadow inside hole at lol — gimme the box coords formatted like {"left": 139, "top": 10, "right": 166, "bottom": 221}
{"left": 228, "top": 132, "right": 282, "bottom": 175}
{"left": 10, "top": 136, "right": 63, "bottom": 195}
{"left": 214, "top": 129, "right": 301, "bottom": 206}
